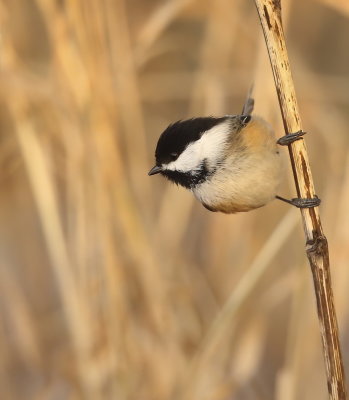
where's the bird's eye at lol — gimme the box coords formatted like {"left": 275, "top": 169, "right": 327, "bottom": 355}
{"left": 170, "top": 152, "right": 178, "bottom": 161}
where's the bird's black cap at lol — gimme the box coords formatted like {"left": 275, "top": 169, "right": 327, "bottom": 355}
{"left": 154, "top": 117, "right": 228, "bottom": 166}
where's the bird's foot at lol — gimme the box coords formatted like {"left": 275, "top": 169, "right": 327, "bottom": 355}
{"left": 277, "top": 130, "right": 306, "bottom": 146}
{"left": 276, "top": 195, "right": 321, "bottom": 208}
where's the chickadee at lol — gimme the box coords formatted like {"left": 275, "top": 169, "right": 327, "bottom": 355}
{"left": 148, "top": 99, "right": 320, "bottom": 213}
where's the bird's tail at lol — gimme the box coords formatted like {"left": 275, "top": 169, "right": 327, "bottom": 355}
{"left": 241, "top": 84, "right": 254, "bottom": 116}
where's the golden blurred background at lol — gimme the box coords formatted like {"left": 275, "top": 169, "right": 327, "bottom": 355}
{"left": 0, "top": 0, "right": 349, "bottom": 399}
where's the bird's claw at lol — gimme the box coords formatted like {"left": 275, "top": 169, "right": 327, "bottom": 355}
{"left": 276, "top": 195, "right": 321, "bottom": 208}
{"left": 277, "top": 130, "right": 307, "bottom": 146}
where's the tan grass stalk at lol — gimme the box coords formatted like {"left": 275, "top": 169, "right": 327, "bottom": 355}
{"left": 135, "top": 0, "right": 194, "bottom": 65}
{"left": 180, "top": 209, "right": 299, "bottom": 400}
{"left": 318, "top": 0, "right": 349, "bottom": 17}
{"left": 12, "top": 102, "right": 98, "bottom": 400}
{"left": 254, "top": 1, "right": 347, "bottom": 398}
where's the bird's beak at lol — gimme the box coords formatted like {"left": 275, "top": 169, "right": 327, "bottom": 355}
{"left": 148, "top": 165, "right": 162, "bottom": 176}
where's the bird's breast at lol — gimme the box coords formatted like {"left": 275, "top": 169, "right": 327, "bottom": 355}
{"left": 193, "top": 146, "right": 283, "bottom": 214}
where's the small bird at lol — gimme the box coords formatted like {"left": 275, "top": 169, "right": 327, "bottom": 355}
{"left": 148, "top": 97, "right": 320, "bottom": 214}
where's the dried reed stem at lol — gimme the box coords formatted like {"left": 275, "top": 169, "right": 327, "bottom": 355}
{"left": 254, "top": 1, "right": 347, "bottom": 399}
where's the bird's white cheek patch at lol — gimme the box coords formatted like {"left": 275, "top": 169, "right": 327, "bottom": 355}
{"left": 163, "top": 121, "right": 231, "bottom": 173}
{"left": 165, "top": 141, "right": 202, "bottom": 173}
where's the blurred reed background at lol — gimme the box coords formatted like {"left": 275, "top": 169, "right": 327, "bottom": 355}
{"left": 0, "top": 0, "right": 349, "bottom": 399}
